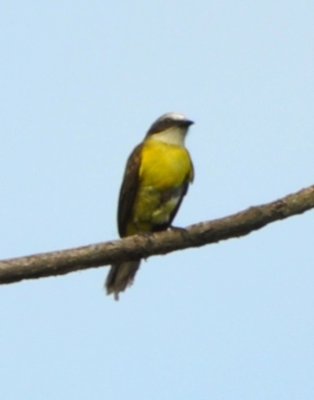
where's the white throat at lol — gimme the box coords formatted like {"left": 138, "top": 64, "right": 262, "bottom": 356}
{"left": 150, "top": 127, "right": 187, "bottom": 147}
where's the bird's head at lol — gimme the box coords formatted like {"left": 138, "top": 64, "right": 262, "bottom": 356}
{"left": 145, "top": 112, "right": 194, "bottom": 146}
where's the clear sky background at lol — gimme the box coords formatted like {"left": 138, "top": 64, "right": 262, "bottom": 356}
{"left": 0, "top": 1, "right": 314, "bottom": 399}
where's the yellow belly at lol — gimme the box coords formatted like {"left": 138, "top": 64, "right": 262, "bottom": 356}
{"left": 126, "top": 139, "right": 193, "bottom": 235}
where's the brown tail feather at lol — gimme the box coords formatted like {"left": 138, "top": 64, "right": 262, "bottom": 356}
{"left": 105, "top": 261, "right": 141, "bottom": 300}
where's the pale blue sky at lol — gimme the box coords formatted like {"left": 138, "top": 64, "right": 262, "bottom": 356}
{"left": 0, "top": 1, "right": 314, "bottom": 399}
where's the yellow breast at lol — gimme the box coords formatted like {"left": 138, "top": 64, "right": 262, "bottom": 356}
{"left": 125, "top": 138, "right": 193, "bottom": 235}
{"left": 139, "top": 138, "right": 193, "bottom": 189}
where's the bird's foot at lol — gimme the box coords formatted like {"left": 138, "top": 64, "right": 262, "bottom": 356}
{"left": 168, "top": 225, "right": 187, "bottom": 233}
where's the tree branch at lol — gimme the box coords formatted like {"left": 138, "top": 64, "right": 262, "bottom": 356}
{"left": 0, "top": 184, "right": 314, "bottom": 285}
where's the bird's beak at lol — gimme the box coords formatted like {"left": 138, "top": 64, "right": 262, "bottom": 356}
{"left": 184, "top": 119, "right": 194, "bottom": 127}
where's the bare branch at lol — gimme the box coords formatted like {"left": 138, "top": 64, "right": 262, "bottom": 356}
{"left": 0, "top": 184, "right": 313, "bottom": 285}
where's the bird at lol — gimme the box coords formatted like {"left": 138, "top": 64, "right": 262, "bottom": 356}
{"left": 105, "top": 112, "right": 194, "bottom": 300}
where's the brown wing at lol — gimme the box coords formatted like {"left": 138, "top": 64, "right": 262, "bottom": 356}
{"left": 117, "top": 144, "right": 143, "bottom": 237}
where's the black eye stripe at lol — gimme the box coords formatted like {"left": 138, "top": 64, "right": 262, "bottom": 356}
{"left": 146, "top": 119, "right": 192, "bottom": 136}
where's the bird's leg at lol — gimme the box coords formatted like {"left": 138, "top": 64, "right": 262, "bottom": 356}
{"left": 168, "top": 225, "right": 188, "bottom": 233}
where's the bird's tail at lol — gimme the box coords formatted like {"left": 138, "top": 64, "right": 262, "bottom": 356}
{"left": 105, "top": 260, "right": 141, "bottom": 300}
